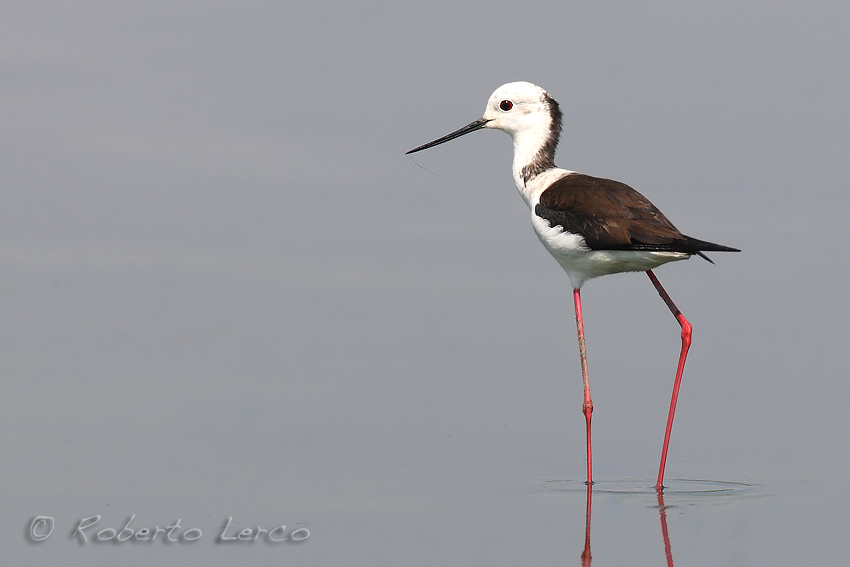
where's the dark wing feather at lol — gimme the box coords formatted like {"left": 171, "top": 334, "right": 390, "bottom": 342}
{"left": 535, "top": 174, "right": 740, "bottom": 255}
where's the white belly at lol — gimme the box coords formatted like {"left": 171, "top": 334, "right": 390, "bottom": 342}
{"left": 530, "top": 213, "right": 689, "bottom": 289}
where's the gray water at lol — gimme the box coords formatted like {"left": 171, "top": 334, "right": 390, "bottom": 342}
{"left": 3, "top": 2, "right": 850, "bottom": 565}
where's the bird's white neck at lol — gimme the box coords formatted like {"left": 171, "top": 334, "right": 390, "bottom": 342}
{"left": 511, "top": 127, "right": 558, "bottom": 204}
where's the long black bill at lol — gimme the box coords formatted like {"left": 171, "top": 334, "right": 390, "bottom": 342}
{"left": 406, "top": 118, "right": 490, "bottom": 154}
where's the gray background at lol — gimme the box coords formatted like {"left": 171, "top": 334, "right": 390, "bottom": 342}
{"left": 2, "top": 1, "right": 848, "bottom": 565}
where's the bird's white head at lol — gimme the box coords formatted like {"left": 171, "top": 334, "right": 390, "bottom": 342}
{"left": 481, "top": 82, "right": 560, "bottom": 138}
{"left": 407, "top": 81, "right": 563, "bottom": 186}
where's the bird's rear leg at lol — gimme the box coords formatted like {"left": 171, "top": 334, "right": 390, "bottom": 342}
{"left": 646, "top": 270, "right": 692, "bottom": 489}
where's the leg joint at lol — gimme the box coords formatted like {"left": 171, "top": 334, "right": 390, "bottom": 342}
{"left": 676, "top": 313, "right": 692, "bottom": 343}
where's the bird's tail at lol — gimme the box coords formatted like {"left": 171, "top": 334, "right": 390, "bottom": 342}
{"left": 685, "top": 236, "right": 740, "bottom": 264}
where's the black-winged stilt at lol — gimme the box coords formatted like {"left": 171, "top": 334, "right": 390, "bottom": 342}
{"left": 407, "top": 82, "right": 739, "bottom": 489}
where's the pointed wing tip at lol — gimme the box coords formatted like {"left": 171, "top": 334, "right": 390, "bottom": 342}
{"left": 696, "top": 246, "right": 740, "bottom": 263}
{"left": 696, "top": 251, "right": 715, "bottom": 264}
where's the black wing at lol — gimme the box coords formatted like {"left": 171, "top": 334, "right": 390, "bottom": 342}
{"left": 535, "top": 173, "right": 740, "bottom": 257}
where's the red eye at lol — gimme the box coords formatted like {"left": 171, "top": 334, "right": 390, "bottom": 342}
{"left": 499, "top": 100, "right": 513, "bottom": 111}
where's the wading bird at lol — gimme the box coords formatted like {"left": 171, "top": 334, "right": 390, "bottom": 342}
{"left": 407, "top": 82, "right": 739, "bottom": 488}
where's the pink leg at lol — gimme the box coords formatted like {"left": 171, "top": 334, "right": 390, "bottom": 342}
{"left": 656, "top": 489, "right": 674, "bottom": 567}
{"left": 646, "top": 270, "right": 692, "bottom": 490}
{"left": 581, "top": 484, "right": 592, "bottom": 567}
{"left": 573, "top": 288, "right": 594, "bottom": 486}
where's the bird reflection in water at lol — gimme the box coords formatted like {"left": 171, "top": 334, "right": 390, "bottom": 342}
{"left": 580, "top": 486, "right": 675, "bottom": 566}
{"left": 656, "top": 489, "right": 674, "bottom": 567}
{"left": 581, "top": 485, "right": 592, "bottom": 567}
